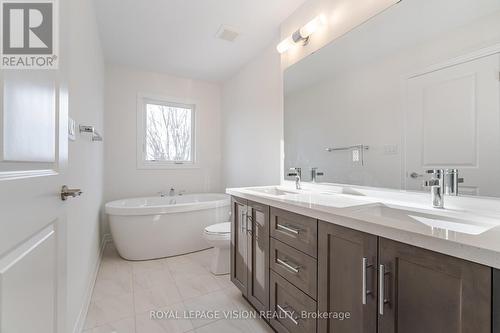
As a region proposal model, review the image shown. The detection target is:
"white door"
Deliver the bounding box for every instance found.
[0,2,72,333]
[405,52,500,197]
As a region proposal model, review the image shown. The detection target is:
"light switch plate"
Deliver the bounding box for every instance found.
[68,118,76,141]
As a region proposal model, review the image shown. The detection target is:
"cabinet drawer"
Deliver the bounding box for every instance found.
[271,238,317,299]
[270,271,317,333]
[270,207,317,257]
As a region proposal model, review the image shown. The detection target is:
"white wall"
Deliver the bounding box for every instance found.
[67,0,105,331]
[104,65,222,217]
[221,39,283,188]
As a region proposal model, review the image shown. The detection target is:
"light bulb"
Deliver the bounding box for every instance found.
[299,15,326,38]
[276,36,295,54]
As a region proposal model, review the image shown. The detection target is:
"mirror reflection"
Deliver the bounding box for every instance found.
[284,0,500,197]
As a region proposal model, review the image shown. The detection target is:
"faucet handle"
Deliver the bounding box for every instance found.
[288,167,301,177]
[423,179,440,187]
[311,167,324,177]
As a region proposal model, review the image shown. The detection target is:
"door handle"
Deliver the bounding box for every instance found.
[61,185,82,201]
[379,264,390,315]
[362,257,373,305]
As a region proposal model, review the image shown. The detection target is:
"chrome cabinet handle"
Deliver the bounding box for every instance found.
[241,208,247,233]
[362,257,373,305]
[277,304,299,326]
[276,258,300,274]
[379,264,390,315]
[277,223,300,235]
[410,172,423,179]
[61,185,82,201]
[247,208,253,234]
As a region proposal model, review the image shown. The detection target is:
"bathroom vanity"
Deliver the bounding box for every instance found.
[227,184,500,333]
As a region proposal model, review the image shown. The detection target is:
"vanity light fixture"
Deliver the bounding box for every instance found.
[277,15,326,54]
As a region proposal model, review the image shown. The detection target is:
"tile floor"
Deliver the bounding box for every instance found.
[83,243,273,333]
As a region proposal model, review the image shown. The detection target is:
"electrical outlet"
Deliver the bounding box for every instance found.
[352,149,360,162]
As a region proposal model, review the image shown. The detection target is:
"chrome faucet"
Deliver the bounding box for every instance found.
[311,167,324,183]
[423,169,445,208]
[169,187,176,196]
[288,167,302,190]
[444,169,464,196]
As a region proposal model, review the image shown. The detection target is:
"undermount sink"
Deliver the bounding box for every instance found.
[357,204,498,235]
[248,187,298,196]
[319,187,365,196]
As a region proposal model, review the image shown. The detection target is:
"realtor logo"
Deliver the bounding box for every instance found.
[1,0,58,69]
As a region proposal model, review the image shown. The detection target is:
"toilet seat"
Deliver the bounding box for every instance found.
[204,222,230,235]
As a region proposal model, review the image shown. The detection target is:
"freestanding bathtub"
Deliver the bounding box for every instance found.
[105,193,230,260]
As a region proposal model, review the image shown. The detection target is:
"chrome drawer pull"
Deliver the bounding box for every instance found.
[277,304,299,325]
[276,258,300,274]
[277,223,301,235]
[362,257,373,305]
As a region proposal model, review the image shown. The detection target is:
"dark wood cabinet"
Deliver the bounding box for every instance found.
[231,196,495,333]
[230,196,248,295]
[378,238,491,333]
[318,221,378,333]
[230,197,270,312]
[494,269,500,333]
[246,200,270,312]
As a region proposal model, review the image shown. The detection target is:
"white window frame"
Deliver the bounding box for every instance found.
[137,93,197,169]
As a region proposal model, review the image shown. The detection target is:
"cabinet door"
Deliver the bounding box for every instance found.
[246,200,270,312]
[378,238,491,333]
[230,197,248,295]
[318,221,377,333]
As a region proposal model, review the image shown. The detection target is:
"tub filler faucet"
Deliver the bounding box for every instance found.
[157,187,176,197]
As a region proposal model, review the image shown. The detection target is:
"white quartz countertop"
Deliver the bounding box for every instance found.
[226,182,500,269]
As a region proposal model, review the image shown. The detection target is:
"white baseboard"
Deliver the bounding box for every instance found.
[72,233,112,333]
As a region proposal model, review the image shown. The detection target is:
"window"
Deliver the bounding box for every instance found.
[138,96,195,168]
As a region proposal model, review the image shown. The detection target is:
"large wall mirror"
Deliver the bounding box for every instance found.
[284,0,500,198]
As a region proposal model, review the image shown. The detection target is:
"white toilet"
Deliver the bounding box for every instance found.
[203,222,231,275]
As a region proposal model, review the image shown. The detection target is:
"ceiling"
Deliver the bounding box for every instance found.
[94,0,306,82]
